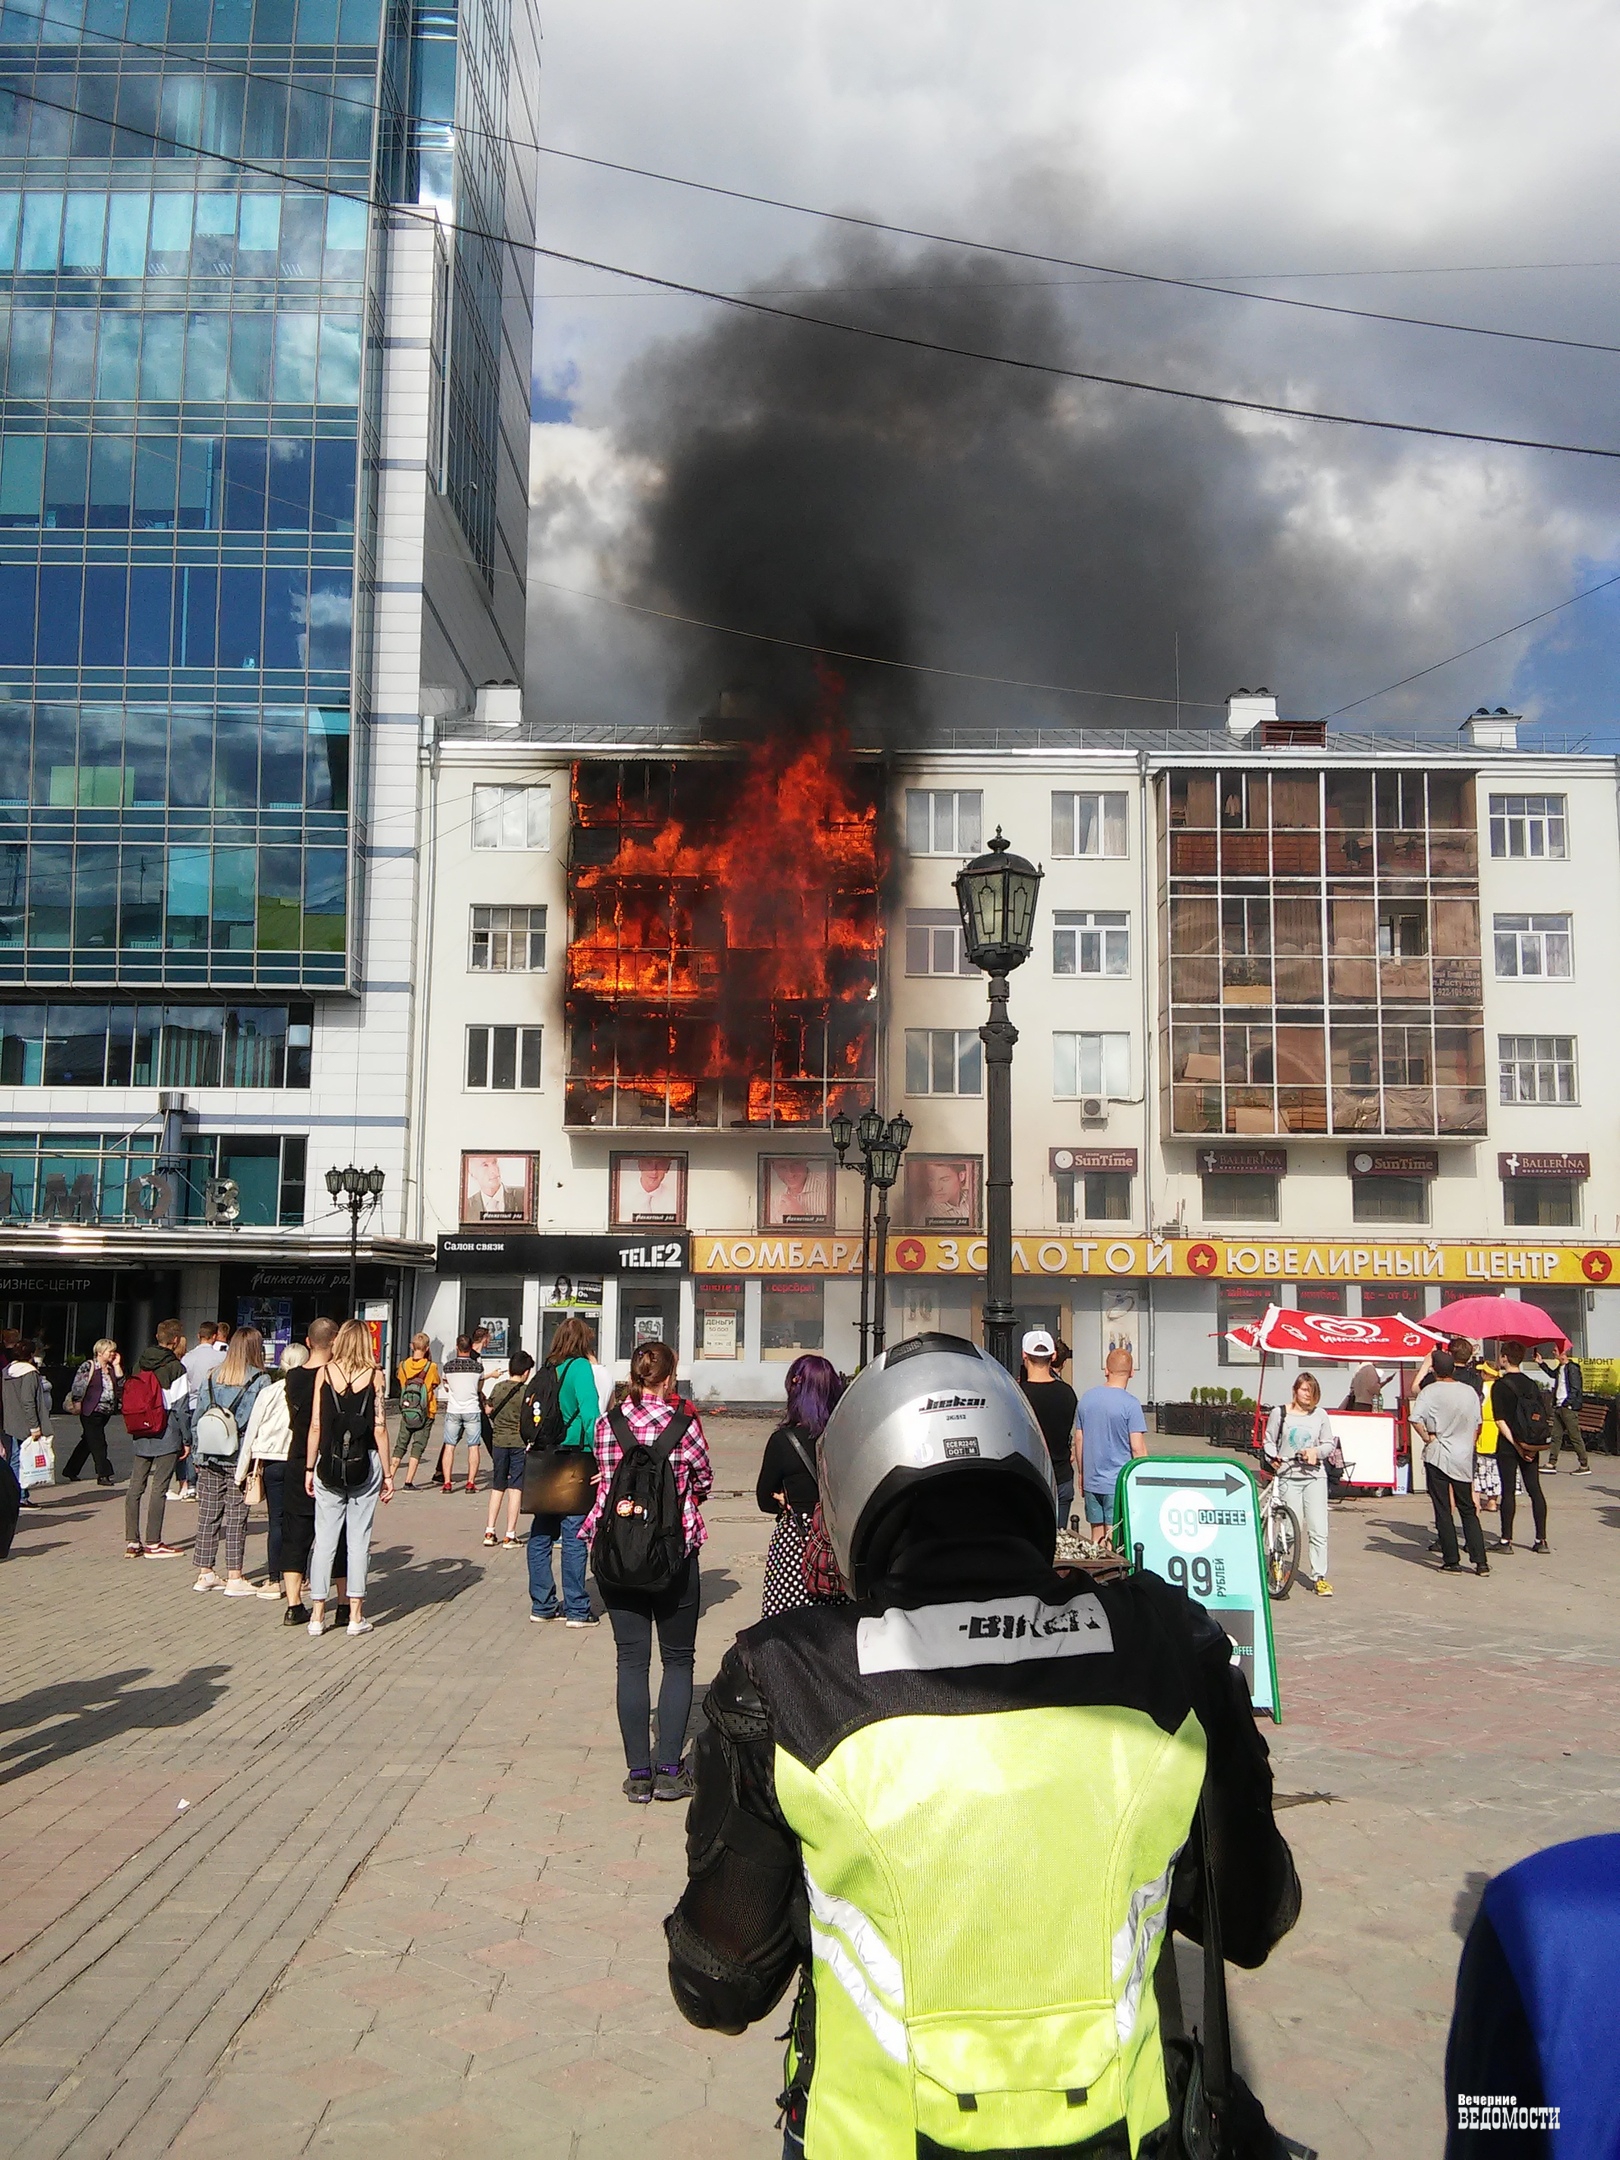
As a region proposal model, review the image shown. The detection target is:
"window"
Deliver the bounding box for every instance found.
[904,789,981,856]
[1498,1035,1576,1105]
[0,1003,313,1088]
[465,1025,543,1091]
[1352,1176,1428,1224]
[1056,1170,1131,1224]
[761,1280,825,1359]
[1376,905,1427,958]
[1053,1032,1131,1099]
[696,1280,746,1360]
[1218,1283,1268,1367]
[1052,791,1128,858]
[1489,794,1566,860]
[470,904,547,971]
[905,908,973,976]
[905,1029,982,1095]
[471,783,551,851]
[1493,914,1572,979]
[1503,1179,1579,1228]
[1053,910,1129,976]
[1201,1171,1279,1223]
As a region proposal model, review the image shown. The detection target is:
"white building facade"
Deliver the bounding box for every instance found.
[408,708,1620,1406]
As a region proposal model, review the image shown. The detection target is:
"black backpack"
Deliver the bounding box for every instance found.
[520,1363,568,1450]
[1513,1377,1554,1450]
[316,1380,376,1493]
[590,1406,691,1595]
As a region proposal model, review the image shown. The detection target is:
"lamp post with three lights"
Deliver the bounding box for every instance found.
[325,1163,386,1316]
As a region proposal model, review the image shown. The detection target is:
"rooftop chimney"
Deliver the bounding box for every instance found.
[1226,688,1277,739]
[1462,706,1519,750]
[475,681,522,734]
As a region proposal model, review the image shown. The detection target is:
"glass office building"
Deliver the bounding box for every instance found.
[0,0,537,1359]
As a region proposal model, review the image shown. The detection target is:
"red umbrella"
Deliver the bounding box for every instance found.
[1424,1297,1570,1348]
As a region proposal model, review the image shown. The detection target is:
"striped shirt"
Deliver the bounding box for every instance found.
[578,1394,713,1556]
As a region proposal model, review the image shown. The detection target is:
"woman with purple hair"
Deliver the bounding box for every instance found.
[755,1354,843,1617]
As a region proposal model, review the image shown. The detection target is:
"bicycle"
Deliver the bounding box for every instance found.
[1257,1456,1302,1600]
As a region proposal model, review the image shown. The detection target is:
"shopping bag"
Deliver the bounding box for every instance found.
[18,1435,55,1490]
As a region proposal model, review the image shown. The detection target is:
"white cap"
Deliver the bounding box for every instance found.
[1022,1328,1056,1359]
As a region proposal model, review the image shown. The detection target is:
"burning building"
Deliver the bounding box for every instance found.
[564,735,883,1130]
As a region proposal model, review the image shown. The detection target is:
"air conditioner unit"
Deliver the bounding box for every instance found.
[204,1177,241,1226]
[1080,1095,1107,1124]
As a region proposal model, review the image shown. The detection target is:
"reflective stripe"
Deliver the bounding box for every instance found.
[805,1872,906,2004]
[1110,1852,1178,2045]
[810,1921,909,2064]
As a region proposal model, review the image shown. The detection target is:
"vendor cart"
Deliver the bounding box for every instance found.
[1231,1305,1446,1496]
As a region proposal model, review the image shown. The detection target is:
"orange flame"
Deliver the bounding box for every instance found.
[565,730,883,1127]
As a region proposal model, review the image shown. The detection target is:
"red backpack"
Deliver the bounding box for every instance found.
[121,1366,168,1439]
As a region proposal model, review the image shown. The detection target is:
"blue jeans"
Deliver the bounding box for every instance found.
[529,1511,590,1619]
[1054,1477,1075,1528]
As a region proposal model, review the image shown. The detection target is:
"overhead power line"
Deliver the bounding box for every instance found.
[11,78,1620,464]
[531,577,1225,709]
[1317,566,1620,720]
[529,141,1620,360]
[12,5,1620,360]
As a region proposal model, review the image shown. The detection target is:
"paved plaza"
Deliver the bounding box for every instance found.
[3,1416,1618,2158]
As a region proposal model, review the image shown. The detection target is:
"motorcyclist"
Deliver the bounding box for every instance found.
[664,1332,1301,2156]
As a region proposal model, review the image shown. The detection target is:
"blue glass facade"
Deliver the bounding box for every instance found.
[0,0,380,992]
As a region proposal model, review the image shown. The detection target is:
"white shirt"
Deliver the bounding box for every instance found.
[182,1342,227,1396]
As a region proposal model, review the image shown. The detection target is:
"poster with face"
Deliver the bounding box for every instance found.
[611,1152,687,1226]
[902,1154,982,1230]
[460,1152,535,1224]
[761,1155,834,1228]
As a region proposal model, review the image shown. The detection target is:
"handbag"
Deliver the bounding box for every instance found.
[243,1463,265,1509]
[521,1445,597,1518]
[1162,1798,1314,2160]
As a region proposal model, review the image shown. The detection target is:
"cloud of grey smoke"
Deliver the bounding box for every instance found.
[529,231,1615,739]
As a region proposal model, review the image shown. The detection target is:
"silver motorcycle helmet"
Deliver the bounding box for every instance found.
[818,1333,1057,1594]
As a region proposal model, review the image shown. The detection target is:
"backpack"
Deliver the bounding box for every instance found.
[519,1363,567,1450]
[316,1379,377,1493]
[590,1406,691,1595]
[121,1365,168,1439]
[195,1373,264,1464]
[1505,1374,1554,1451]
[398,1369,430,1433]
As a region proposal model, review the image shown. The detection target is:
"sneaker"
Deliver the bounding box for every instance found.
[347,1618,374,1636]
[144,1544,184,1558]
[482,1530,497,1547]
[1436,1561,1463,1573]
[623,1771,654,1805]
[502,1533,519,1548]
[125,1541,143,1558]
[1532,1539,1551,1554]
[193,1575,224,1595]
[653,1764,694,1802]
[564,1613,600,1628]
[1573,1465,1593,1475]
[529,1609,561,1623]
[97,1474,116,1487]
[255,1582,283,1600]
[178,1488,196,1502]
[283,1604,311,1626]
[1495,1540,1516,1554]
[1474,1562,1491,1577]
[308,1614,335,1636]
[1314,1578,1334,1596]
[1544,1464,1558,1475]
[222,1579,255,1598]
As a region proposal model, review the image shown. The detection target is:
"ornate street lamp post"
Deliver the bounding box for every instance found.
[326,1163,386,1316]
[868,1112,911,1357]
[830,1107,909,1365]
[953,829,1043,1374]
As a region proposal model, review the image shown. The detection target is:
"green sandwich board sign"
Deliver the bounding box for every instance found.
[1117,1454,1282,1722]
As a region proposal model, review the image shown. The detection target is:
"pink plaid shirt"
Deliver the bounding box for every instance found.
[578,1394,713,1555]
